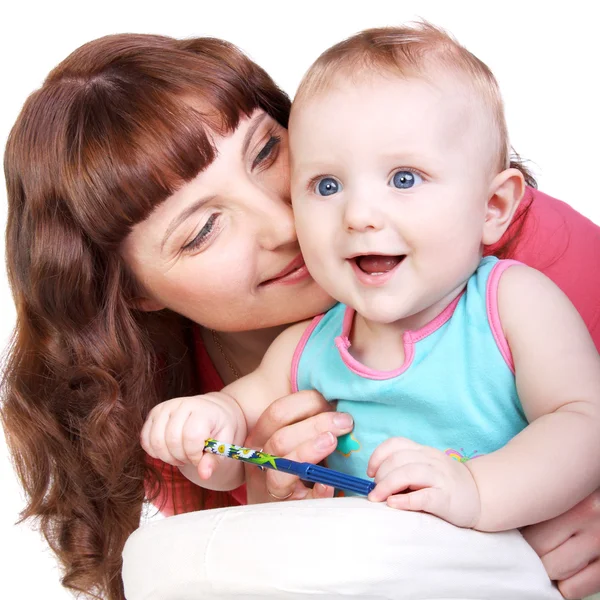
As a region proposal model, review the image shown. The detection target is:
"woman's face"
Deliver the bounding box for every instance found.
[121,111,333,331]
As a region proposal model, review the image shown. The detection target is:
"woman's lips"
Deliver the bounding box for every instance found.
[261,255,311,286]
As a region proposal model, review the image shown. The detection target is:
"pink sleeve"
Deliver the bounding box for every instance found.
[487,188,600,352]
[145,457,245,516]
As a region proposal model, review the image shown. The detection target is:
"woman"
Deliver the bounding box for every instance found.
[2,33,599,600]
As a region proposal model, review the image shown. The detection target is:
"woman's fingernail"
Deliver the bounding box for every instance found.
[333,413,353,428]
[315,483,330,495]
[315,431,336,450]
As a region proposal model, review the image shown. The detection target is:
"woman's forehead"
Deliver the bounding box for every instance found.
[121,110,277,251]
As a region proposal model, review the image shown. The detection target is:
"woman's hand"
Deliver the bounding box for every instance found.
[243,390,354,503]
[521,489,600,599]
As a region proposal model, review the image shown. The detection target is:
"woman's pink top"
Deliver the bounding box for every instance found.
[485,187,600,351]
[149,187,600,515]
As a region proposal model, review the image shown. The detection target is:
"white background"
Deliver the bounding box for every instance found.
[1,1,599,597]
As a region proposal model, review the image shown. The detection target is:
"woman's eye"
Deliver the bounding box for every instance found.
[252,135,281,170]
[390,170,423,189]
[182,213,219,252]
[315,177,341,197]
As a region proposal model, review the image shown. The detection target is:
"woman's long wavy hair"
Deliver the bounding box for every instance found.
[2,34,291,600]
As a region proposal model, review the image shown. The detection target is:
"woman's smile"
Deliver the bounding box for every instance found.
[260,255,311,287]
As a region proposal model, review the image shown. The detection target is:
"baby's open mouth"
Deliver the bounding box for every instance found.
[353,255,406,275]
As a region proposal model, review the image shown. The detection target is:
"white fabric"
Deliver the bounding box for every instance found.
[122,497,561,600]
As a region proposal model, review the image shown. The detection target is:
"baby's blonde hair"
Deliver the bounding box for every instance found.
[294,22,510,173]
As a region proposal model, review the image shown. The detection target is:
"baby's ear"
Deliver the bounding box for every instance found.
[482,168,526,245]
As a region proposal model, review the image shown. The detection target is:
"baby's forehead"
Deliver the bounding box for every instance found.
[291,68,495,150]
[297,66,487,117]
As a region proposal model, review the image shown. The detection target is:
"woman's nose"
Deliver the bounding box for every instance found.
[253,187,297,250]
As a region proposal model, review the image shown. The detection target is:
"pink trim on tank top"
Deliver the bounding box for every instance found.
[335,293,464,380]
[291,314,326,393]
[486,260,522,374]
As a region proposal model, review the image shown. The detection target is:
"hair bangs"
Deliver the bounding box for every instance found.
[57,64,263,248]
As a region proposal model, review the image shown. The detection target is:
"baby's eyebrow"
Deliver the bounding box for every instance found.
[291,156,334,174]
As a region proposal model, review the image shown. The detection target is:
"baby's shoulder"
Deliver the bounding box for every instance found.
[260,312,334,377]
[269,318,320,357]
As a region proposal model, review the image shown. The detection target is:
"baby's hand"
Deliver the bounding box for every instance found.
[367,437,481,528]
[141,394,240,481]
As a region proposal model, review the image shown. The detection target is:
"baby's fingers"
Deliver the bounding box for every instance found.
[371,449,435,482]
[367,437,423,477]
[368,463,438,502]
[387,487,445,517]
[182,410,238,467]
[163,406,197,464]
[141,405,185,466]
[180,414,215,465]
[196,453,222,480]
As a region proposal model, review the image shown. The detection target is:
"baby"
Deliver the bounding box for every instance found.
[142,23,600,531]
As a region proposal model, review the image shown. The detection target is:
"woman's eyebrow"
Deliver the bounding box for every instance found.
[161,195,216,251]
[241,112,268,156]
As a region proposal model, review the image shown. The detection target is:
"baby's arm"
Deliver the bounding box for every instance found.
[143,321,309,491]
[467,265,600,531]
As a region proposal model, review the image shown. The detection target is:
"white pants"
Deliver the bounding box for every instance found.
[122,497,561,600]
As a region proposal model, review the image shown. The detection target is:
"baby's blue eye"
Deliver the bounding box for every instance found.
[391,170,422,189]
[316,177,341,196]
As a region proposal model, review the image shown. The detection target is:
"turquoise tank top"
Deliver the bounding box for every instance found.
[294,257,527,487]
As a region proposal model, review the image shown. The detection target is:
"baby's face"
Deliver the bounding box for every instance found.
[289,71,498,328]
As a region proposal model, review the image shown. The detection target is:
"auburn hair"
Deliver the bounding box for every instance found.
[2,33,290,600]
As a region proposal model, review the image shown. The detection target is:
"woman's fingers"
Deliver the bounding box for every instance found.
[266,411,353,458]
[312,483,335,499]
[539,530,599,581]
[243,390,354,504]
[522,488,600,561]
[264,431,339,500]
[558,559,600,600]
[262,479,335,503]
[291,482,335,501]
[521,503,577,557]
[245,390,334,450]
[522,489,600,598]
